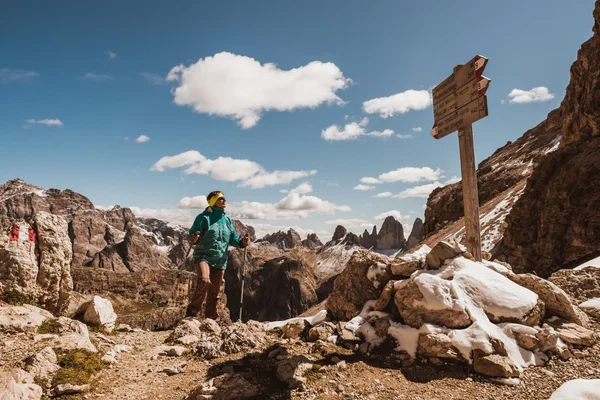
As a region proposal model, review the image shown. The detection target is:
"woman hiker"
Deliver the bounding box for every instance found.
[185,191,251,319]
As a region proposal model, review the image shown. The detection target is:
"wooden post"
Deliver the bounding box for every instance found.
[458,124,482,261]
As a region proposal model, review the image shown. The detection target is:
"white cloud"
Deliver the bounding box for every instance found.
[363,89,432,118]
[412,127,422,132]
[136,134,150,143]
[84,73,113,81]
[24,118,63,128]
[396,134,413,139]
[278,193,350,213]
[230,201,307,220]
[354,184,375,191]
[393,182,442,198]
[444,176,461,185]
[178,195,208,209]
[140,72,166,85]
[360,177,381,185]
[375,192,393,198]
[151,150,206,172]
[321,117,394,141]
[289,182,313,195]
[152,150,315,189]
[106,51,117,59]
[279,189,289,194]
[167,52,351,129]
[240,170,317,189]
[325,218,373,229]
[374,210,409,221]
[508,87,555,104]
[321,180,340,187]
[0,68,39,83]
[378,167,442,183]
[500,100,505,105]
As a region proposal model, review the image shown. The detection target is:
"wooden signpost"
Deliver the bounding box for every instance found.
[430,55,490,261]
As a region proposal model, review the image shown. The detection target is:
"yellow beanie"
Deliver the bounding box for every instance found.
[208,192,225,207]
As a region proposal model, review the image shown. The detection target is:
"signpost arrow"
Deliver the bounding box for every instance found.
[430,56,491,262]
[430,95,488,140]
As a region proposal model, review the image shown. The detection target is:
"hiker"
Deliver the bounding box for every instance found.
[186,191,250,319]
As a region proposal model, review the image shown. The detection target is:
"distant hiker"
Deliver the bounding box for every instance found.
[186,191,250,319]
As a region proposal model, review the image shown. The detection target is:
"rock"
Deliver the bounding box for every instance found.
[116,323,133,332]
[0,305,53,333]
[301,233,323,249]
[406,218,424,250]
[426,241,463,270]
[50,383,90,396]
[514,332,539,350]
[40,316,90,337]
[187,373,258,400]
[166,319,202,343]
[155,345,188,357]
[163,362,187,376]
[327,251,392,321]
[118,306,186,332]
[0,369,42,400]
[276,355,313,389]
[508,273,589,327]
[226,250,318,322]
[282,320,308,339]
[417,332,462,361]
[549,267,600,303]
[580,298,600,317]
[331,226,347,242]
[195,337,224,360]
[390,258,421,277]
[376,216,406,250]
[51,333,97,353]
[307,322,336,342]
[537,325,561,353]
[81,295,117,332]
[546,319,596,347]
[34,212,74,314]
[359,226,377,249]
[337,322,360,343]
[220,321,267,354]
[394,279,471,329]
[199,318,222,336]
[473,352,520,378]
[261,229,302,249]
[373,280,398,311]
[24,347,60,381]
[176,335,200,346]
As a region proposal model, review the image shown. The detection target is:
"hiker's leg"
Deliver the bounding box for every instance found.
[186,261,211,317]
[205,267,224,320]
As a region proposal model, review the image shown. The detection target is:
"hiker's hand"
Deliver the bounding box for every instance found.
[241,233,251,248]
[189,231,200,244]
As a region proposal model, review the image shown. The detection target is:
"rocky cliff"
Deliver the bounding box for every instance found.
[499,0,600,276]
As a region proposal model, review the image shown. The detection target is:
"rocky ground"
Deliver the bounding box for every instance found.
[1,313,598,400]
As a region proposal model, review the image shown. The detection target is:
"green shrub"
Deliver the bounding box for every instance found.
[51,349,105,386]
[1,289,38,306]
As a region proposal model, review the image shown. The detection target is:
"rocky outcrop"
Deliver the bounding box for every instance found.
[327,251,392,321]
[260,229,302,250]
[376,217,406,250]
[331,225,347,242]
[225,248,318,321]
[549,267,600,303]
[301,233,323,249]
[359,226,377,249]
[406,218,423,249]
[231,220,256,242]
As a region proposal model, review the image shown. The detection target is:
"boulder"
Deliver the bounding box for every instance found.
[282,320,308,339]
[0,305,52,333]
[166,319,202,343]
[195,337,223,360]
[508,273,589,327]
[81,295,117,332]
[549,267,600,303]
[546,319,596,347]
[0,369,42,400]
[24,347,60,381]
[426,241,463,270]
[220,321,267,355]
[276,355,313,389]
[307,322,336,342]
[327,251,392,321]
[417,332,463,361]
[473,352,520,378]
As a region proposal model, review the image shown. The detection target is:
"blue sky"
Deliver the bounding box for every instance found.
[0,0,595,239]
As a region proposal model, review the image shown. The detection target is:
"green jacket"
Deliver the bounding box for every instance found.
[187,206,243,269]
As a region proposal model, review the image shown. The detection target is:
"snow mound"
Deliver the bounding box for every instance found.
[549,379,600,400]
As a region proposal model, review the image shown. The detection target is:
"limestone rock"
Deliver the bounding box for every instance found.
[276,355,313,389]
[417,332,462,361]
[50,384,90,397]
[473,351,520,378]
[331,225,347,242]
[166,319,202,343]
[282,320,308,339]
[307,322,336,342]
[40,316,89,337]
[549,267,600,303]
[261,229,302,249]
[0,368,42,400]
[0,305,52,333]
[187,373,258,400]
[359,226,377,249]
[50,333,97,353]
[301,233,323,249]
[546,319,596,347]
[376,216,406,250]
[406,218,424,250]
[426,241,463,270]
[24,347,60,381]
[373,280,397,312]
[176,335,200,346]
[195,337,223,360]
[81,295,117,332]
[199,318,221,336]
[327,251,392,321]
[220,321,267,354]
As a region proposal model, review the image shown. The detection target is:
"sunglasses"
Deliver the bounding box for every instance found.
[217,197,226,202]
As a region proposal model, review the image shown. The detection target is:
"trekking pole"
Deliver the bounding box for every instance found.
[239,246,248,322]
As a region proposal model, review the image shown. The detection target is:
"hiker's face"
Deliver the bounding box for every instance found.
[214,197,226,209]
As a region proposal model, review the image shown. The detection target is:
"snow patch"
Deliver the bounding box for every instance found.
[388,322,420,357]
[367,262,387,288]
[264,310,327,330]
[580,298,600,311]
[549,379,600,400]
[574,255,600,270]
